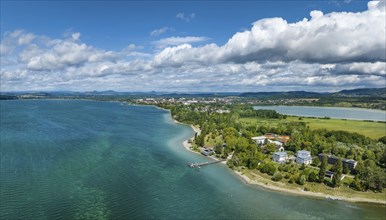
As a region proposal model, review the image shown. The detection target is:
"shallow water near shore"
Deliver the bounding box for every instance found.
[1,100,385,219]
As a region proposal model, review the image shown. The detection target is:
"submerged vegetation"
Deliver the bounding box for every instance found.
[157,103,386,194]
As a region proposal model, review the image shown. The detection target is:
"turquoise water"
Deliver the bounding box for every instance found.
[1,100,385,219]
[254,106,386,121]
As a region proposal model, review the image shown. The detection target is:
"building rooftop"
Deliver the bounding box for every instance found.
[325,171,334,178]
[298,150,310,154]
[318,153,357,164]
[273,152,288,156]
[343,159,357,164]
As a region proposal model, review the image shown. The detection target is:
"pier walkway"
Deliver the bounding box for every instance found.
[187,159,226,168]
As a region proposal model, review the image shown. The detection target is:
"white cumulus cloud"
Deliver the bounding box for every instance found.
[155,1,385,66]
[1,0,385,92]
[153,36,209,49]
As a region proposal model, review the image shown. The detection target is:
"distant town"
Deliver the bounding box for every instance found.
[2,87,385,110]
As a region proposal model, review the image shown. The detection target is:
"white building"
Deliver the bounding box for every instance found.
[296,150,313,164]
[251,136,267,145]
[268,139,283,147]
[215,109,230,114]
[272,152,288,163]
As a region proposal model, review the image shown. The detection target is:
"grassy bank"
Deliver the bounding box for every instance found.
[238,168,386,204]
[239,116,386,139]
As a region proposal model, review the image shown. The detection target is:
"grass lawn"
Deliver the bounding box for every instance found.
[239,117,386,139]
[204,133,223,147]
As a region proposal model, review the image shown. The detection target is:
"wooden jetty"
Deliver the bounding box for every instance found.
[187,160,226,168]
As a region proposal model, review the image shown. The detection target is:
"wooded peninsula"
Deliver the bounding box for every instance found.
[153,102,386,203]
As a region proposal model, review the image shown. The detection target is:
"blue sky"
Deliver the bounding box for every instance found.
[2,1,369,49]
[0,0,385,92]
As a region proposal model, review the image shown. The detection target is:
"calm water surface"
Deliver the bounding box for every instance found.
[254,105,386,121]
[1,100,385,219]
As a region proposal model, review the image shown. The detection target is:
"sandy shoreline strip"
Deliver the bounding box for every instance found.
[160,105,386,205]
[233,171,386,205]
[181,124,202,156]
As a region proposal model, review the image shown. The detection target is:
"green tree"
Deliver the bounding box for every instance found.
[265,143,276,154]
[332,158,343,187]
[359,161,386,192]
[195,133,205,147]
[354,160,364,175]
[308,171,318,182]
[260,162,277,176]
[381,149,386,165]
[288,175,297,184]
[350,176,362,191]
[297,175,306,185]
[343,163,349,174]
[248,158,260,170]
[312,156,320,167]
[318,155,327,183]
[214,144,223,155]
[378,136,386,144]
[271,172,283,181]
[363,150,375,160]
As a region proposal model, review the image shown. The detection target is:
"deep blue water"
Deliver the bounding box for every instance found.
[1,100,385,219]
[254,106,386,121]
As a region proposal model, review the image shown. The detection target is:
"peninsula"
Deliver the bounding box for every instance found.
[131,97,386,205]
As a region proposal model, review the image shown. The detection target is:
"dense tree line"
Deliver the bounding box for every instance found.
[233,106,286,119]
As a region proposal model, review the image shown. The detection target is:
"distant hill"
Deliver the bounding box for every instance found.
[332,87,386,97]
[239,91,325,98]
[240,88,386,99]
[0,95,19,100]
[2,87,384,99]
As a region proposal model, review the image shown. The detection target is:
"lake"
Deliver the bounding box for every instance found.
[254,106,386,121]
[1,100,384,219]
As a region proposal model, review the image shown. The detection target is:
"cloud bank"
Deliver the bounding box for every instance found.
[1,0,385,92]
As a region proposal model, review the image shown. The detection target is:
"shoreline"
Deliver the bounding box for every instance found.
[181,124,202,156]
[233,170,386,205]
[172,120,386,206]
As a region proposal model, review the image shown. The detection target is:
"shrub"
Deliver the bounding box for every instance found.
[259,162,277,176]
[297,175,306,185]
[308,172,318,182]
[271,172,283,182]
[288,176,296,184]
[248,158,259,170]
[226,160,235,169]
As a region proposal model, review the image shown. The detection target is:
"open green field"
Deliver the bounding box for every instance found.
[203,132,223,147]
[239,116,386,139]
